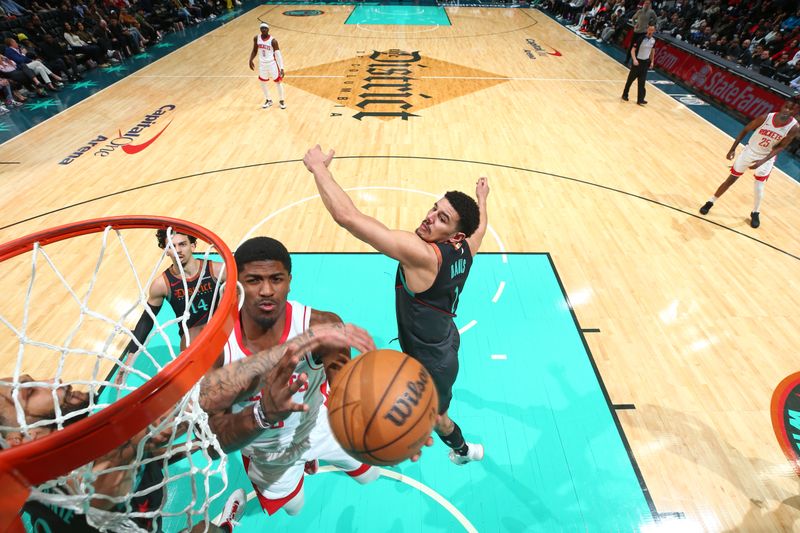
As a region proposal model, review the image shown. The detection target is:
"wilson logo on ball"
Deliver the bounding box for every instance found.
[383,369,430,426]
[328,349,439,466]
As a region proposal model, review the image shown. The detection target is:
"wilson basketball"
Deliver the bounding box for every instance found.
[327,349,439,466]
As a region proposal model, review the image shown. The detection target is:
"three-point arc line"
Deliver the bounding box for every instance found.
[218,466,478,532]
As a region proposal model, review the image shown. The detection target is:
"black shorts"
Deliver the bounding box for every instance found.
[398,322,460,415]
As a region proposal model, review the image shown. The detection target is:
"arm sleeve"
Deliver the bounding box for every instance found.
[274,49,284,70]
[124,303,162,355]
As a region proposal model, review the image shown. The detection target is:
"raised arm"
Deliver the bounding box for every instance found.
[303,145,436,269]
[466,177,489,256]
[123,276,168,355]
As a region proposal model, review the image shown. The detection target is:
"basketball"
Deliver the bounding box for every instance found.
[327,349,439,466]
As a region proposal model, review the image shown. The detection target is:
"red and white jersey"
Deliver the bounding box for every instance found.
[224,301,327,451]
[747,113,798,157]
[256,34,277,66]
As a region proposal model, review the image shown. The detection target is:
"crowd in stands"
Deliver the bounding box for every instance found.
[0,0,241,115]
[536,0,800,91]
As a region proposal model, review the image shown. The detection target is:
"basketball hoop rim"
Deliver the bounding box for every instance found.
[0,216,238,487]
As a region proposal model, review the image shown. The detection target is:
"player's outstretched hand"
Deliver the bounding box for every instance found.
[303,144,335,172]
[299,322,376,356]
[726,148,736,160]
[476,177,489,201]
[259,344,309,424]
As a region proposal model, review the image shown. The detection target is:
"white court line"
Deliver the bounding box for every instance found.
[219,466,478,532]
[421,75,619,82]
[356,23,442,34]
[458,319,477,335]
[491,280,506,303]
[491,354,507,360]
[130,74,346,78]
[488,225,507,263]
[130,73,619,82]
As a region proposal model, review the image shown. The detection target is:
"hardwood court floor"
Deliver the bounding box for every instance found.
[2,5,800,531]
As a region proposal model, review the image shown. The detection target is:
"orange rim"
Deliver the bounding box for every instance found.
[0,216,237,528]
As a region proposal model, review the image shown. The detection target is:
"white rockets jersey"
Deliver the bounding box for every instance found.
[256,34,277,65]
[747,113,798,156]
[223,301,327,452]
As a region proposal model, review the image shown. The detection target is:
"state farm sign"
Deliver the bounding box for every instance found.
[653,40,786,120]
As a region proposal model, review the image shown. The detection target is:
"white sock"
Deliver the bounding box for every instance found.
[276,82,285,101]
[260,81,271,100]
[347,465,379,485]
[708,196,717,203]
[753,180,765,213]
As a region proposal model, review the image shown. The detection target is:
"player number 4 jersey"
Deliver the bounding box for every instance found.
[747,113,798,157]
[223,301,327,451]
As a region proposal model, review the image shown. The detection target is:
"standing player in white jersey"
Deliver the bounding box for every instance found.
[699,96,800,228]
[209,237,379,517]
[249,22,286,110]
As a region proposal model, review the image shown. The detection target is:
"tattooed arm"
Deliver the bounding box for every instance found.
[201,322,376,451]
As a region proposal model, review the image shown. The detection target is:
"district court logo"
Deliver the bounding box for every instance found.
[284,49,508,120]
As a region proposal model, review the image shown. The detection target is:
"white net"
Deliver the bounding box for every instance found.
[0,224,232,532]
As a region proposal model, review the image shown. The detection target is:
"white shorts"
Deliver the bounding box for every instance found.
[242,409,371,515]
[731,146,775,181]
[258,61,282,82]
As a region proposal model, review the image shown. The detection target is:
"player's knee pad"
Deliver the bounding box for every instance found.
[282,487,305,516]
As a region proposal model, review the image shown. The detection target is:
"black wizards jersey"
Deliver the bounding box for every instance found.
[395,241,472,350]
[163,261,220,333]
[23,461,165,532]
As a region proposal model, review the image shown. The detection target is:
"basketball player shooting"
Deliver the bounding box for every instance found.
[207,237,381,518]
[1,322,376,531]
[249,22,286,110]
[303,144,489,466]
[698,96,800,228]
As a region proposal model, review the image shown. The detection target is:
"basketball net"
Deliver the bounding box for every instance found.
[0,222,234,532]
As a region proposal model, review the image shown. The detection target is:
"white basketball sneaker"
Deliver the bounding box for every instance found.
[218,488,246,530]
[262,99,272,109]
[279,100,286,109]
[449,443,484,465]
